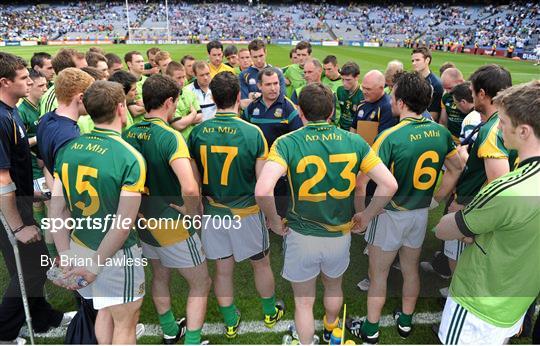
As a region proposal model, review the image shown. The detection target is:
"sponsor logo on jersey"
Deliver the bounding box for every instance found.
[274,108,283,118]
[253,108,260,116]
[249,78,257,85]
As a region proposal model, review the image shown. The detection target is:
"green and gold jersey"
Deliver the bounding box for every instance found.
[267,121,381,237]
[336,85,364,130]
[171,89,201,139]
[54,128,146,251]
[282,64,305,98]
[372,117,457,211]
[322,75,343,94]
[133,75,147,124]
[40,85,57,117]
[441,92,467,142]
[123,117,192,247]
[451,156,540,328]
[18,98,43,179]
[455,113,509,205]
[188,112,268,217]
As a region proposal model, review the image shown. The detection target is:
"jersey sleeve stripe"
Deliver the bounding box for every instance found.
[109,135,147,193]
[446,148,458,159]
[359,149,382,173]
[477,119,508,159]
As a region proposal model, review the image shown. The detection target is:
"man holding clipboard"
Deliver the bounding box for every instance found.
[351,70,397,145]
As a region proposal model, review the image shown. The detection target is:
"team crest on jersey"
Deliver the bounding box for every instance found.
[253,108,260,116]
[369,111,376,119]
[274,108,283,118]
[249,78,257,85]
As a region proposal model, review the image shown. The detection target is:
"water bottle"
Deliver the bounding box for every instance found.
[329,327,342,345]
[46,266,88,288]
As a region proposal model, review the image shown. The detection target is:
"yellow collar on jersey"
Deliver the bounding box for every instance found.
[306,120,330,127]
[215,112,238,117]
[93,127,120,136]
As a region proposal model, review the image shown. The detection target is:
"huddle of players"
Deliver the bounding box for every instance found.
[6,40,539,346]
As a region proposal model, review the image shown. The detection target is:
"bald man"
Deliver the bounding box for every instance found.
[440,67,466,142]
[351,70,397,134]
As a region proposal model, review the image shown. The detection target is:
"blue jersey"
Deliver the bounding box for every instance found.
[352,93,397,133]
[426,72,443,114]
[36,111,80,174]
[243,94,302,146]
[239,65,286,100]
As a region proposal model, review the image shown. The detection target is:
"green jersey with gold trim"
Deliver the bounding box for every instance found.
[455,113,509,205]
[188,112,268,217]
[372,117,457,211]
[267,121,381,237]
[123,117,193,247]
[54,128,146,251]
[336,85,364,130]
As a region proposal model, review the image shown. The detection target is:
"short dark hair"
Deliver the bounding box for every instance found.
[142,74,180,112]
[439,62,456,76]
[210,72,239,109]
[393,71,432,115]
[88,46,105,55]
[289,48,296,58]
[323,55,337,66]
[124,51,142,64]
[0,52,27,81]
[105,53,122,68]
[298,83,333,121]
[108,70,137,95]
[296,41,312,54]
[146,47,161,57]
[207,40,223,54]
[86,52,107,68]
[340,62,360,77]
[30,52,52,69]
[257,67,279,83]
[181,55,195,65]
[493,80,540,139]
[412,47,432,65]
[83,81,125,124]
[165,61,184,77]
[52,48,83,74]
[469,64,512,99]
[248,39,266,52]
[224,45,238,57]
[28,68,45,80]
[451,82,473,103]
[81,66,106,81]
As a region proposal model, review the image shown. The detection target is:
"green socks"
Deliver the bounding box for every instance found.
[159,310,179,337]
[261,295,276,316]
[184,328,202,345]
[398,312,413,326]
[362,319,379,336]
[219,303,239,327]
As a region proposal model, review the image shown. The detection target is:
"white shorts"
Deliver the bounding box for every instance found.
[364,208,429,251]
[202,211,269,262]
[71,241,146,310]
[282,229,351,283]
[439,296,524,345]
[141,233,205,268]
[444,240,468,261]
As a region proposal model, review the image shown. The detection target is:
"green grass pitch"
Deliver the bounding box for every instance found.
[1,44,537,344]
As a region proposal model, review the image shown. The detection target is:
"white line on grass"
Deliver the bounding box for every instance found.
[22,306,540,339]
[23,311,442,338]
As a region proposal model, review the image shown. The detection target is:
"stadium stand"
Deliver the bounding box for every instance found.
[0,2,538,50]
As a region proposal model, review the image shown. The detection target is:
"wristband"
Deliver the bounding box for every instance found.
[12,225,25,234]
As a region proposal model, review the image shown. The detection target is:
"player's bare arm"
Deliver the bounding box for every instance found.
[255,161,288,236]
[434,151,465,203]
